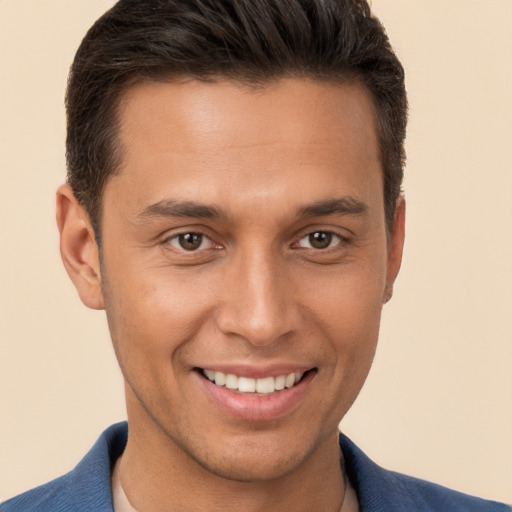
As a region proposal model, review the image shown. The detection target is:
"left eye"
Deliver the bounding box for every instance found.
[297,231,343,250]
[167,232,211,251]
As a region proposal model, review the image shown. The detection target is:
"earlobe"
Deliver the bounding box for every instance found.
[383,196,406,304]
[56,184,105,310]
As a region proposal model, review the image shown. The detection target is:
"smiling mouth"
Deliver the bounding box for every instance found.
[196,368,316,395]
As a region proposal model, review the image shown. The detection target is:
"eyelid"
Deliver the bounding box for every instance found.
[161,229,220,252]
[293,225,351,246]
[296,231,345,249]
[159,225,350,253]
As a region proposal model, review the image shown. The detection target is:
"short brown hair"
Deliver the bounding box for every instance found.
[66,0,407,237]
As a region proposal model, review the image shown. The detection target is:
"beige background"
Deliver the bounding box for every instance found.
[1,0,511,504]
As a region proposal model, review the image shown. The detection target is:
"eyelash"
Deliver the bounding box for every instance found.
[164,231,218,252]
[162,229,349,254]
[294,231,348,251]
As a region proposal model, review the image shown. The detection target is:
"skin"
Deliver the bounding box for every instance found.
[57,78,405,512]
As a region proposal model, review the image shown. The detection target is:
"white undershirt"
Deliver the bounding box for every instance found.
[111,456,360,512]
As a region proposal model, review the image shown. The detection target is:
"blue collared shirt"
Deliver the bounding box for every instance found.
[1,422,510,512]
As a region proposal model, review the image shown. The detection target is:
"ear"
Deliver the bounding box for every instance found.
[56,184,104,310]
[383,196,406,304]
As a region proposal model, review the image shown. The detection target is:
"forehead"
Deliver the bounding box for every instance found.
[118,77,379,155]
[110,78,382,217]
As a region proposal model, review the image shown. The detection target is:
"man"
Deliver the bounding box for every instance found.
[1,1,509,511]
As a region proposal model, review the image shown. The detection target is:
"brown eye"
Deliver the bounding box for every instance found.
[169,233,207,251]
[179,233,203,250]
[308,231,333,249]
[296,231,345,251]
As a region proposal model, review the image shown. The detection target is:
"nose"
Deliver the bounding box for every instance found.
[215,248,301,347]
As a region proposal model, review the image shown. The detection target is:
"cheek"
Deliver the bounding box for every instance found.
[304,256,385,379]
[304,255,386,334]
[316,293,382,419]
[102,263,213,370]
[320,292,382,382]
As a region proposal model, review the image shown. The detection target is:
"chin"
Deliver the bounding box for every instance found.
[174,425,331,483]
[192,446,308,483]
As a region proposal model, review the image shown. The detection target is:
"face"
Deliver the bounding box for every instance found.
[66,78,404,482]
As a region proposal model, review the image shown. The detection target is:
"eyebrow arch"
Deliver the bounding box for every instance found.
[296,197,368,218]
[137,200,227,221]
[137,196,367,223]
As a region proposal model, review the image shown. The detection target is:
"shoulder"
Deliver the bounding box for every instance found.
[1,422,127,512]
[384,470,510,512]
[339,433,511,512]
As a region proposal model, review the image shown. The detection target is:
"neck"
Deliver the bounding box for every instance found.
[119,409,346,512]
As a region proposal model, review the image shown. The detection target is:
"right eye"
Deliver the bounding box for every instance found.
[296,231,345,250]
[166,232,212,251]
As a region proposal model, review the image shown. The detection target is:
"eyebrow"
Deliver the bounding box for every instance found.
[137,200,227,221]
[296,197,368,218]
[137,196,368,222]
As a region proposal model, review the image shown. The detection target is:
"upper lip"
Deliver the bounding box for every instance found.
[193,363,316,379]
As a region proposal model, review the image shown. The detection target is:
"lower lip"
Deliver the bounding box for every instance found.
[196,371,316,422]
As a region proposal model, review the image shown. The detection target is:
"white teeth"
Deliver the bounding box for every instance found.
[256,376,275,394]
[285,373,296,388]
[238,377,256,392]
[204,369,215,381]
[202,369,306,394]
[275,375,286,390]
[225,374,238,390]
[214,371,226,386]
